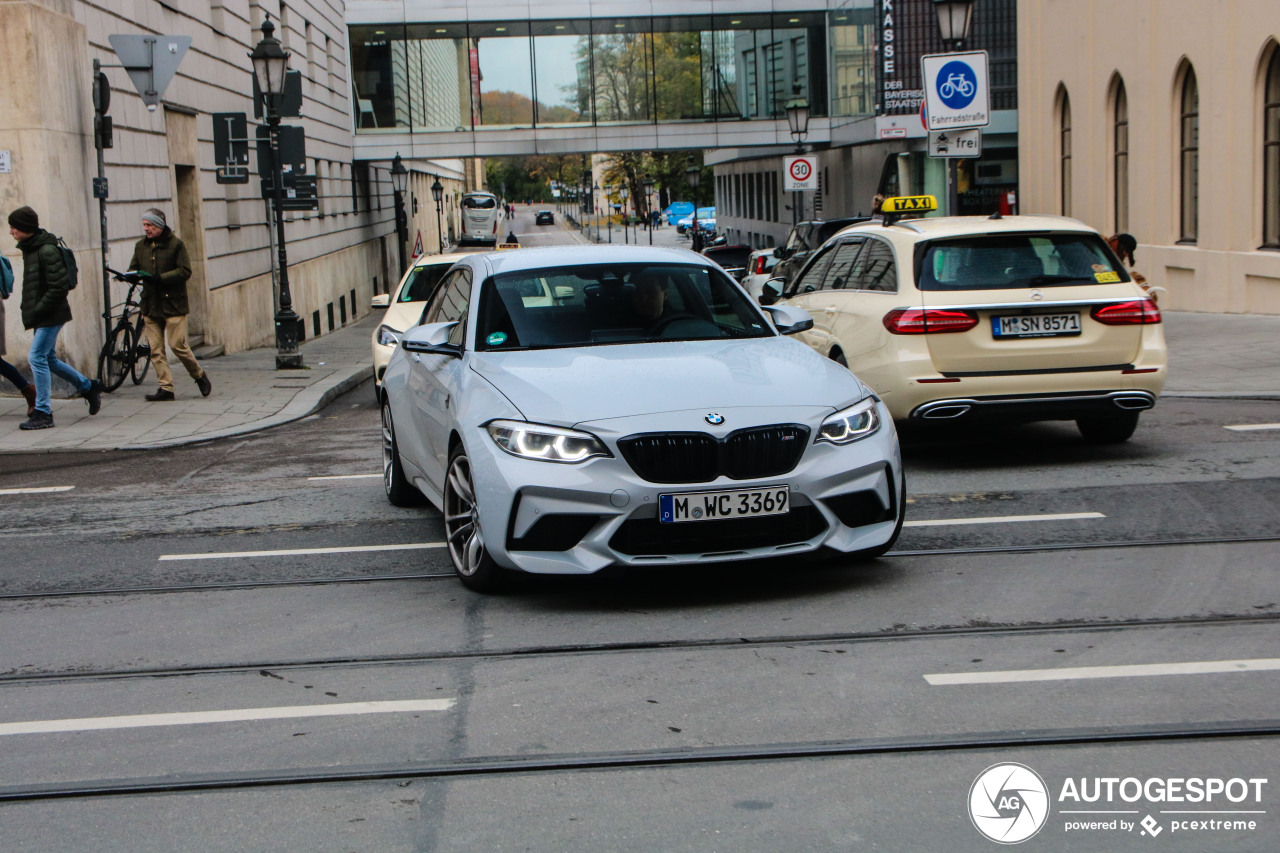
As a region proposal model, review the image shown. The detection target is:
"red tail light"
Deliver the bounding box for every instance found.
[754,256,766,274]
[1091,300,1162,325]
[883,307,979,335]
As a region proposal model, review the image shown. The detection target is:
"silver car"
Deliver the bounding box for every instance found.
[380,246,904,591]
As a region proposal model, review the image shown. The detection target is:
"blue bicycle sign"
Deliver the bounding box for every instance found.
[935,60,977,109]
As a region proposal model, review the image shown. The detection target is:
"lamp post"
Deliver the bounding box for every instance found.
[592,182,601,242]
[685,165,703,252]
[430,176,444,252]
[604,183,613,243]
[643,174,655,245]
[785,83,811,227]
[621,185,630,244]
[391,153,409,277]
[932,0,975,214]
[250,16,302,369]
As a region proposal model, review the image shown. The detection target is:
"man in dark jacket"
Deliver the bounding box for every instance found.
[127,208,210,401]
[8,206,101,430]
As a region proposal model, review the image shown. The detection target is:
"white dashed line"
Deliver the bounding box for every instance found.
[0,486,75,495]
[1224,423,1280,432]
[904,511,1105,528]
[0,699,456,736]
[307,473,382,481]
[159,542,445,561]
[925,658,1280,686]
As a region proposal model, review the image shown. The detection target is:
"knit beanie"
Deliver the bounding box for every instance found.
[8,206,39,233]
[142,208,167,229]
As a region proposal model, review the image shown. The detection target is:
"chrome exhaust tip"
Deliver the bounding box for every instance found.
[1112,393,1155,411]
[920,404,972,420]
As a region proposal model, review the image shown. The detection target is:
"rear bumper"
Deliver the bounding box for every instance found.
[910,389,1155,422]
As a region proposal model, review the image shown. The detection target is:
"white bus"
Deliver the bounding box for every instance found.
[459,191,505,245]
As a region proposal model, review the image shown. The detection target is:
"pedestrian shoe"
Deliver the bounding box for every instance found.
[19,410,54,430]
[195,371,212,397]
[145,388,176,402]
[21,384,36,416]
[84,379,104,416]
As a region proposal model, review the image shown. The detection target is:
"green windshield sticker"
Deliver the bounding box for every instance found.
[487,331,508,346]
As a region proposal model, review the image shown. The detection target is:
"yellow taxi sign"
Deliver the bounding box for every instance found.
[880,195,937,214]
[497,242,521,250]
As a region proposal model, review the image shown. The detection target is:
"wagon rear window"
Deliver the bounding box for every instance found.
[918,233,1129,291]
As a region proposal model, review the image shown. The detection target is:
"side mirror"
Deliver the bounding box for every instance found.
[370,294,391,309]
[758,278,784,306]
[773,246,790,259]
[401,321,461,356]
[761,304,814,335]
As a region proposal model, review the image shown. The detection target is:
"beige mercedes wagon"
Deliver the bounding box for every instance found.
[764,196,1166,443]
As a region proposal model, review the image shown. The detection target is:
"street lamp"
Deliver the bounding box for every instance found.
[430,176,444,252]
[933,0,975,51]
[391,153,409,278]
[785,83,811,226]
[592,182,601,242]
[604,183,613,243]
[643,174,655,245]
[685,165,703,251]
[250,16,302,369]
[621,185,630,244]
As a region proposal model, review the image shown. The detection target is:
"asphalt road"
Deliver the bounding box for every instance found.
[0,212,1277,851]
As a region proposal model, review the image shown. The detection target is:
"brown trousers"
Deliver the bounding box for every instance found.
[143,314,202,392]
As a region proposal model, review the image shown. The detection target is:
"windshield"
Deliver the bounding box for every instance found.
[475,263,772,351]
[396,263,452,303]
[697,207,716,219]
[462,195,497,209]
[917,233,1129,291]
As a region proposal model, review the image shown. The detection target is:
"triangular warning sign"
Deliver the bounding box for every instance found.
[108,35,192,109]
[411,231,424,259]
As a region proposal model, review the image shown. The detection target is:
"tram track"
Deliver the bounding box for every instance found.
[2,611,1276,686]
[1,718,1276,803]
[1,531,1277,603]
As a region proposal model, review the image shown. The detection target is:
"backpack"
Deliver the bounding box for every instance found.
[55,236,79,290]
[0,255,12,299]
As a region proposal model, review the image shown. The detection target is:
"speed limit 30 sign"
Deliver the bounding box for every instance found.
[784,155,816,191]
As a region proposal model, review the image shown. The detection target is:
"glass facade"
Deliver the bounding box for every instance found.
[348,12,873,134]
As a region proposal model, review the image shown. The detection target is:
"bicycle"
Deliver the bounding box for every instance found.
[98,267,152,392]
[939,73,975,99]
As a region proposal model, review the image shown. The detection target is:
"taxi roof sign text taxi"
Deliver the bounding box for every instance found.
[880,195,937,214]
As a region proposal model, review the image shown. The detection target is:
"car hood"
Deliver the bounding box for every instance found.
[467,338,864,425]
[379,303,425,335]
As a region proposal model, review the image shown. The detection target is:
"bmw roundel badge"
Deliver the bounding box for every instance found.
[705,413,725,425]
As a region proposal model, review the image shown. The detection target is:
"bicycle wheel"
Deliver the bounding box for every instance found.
[98,325,134,393]
[131,323,151,386]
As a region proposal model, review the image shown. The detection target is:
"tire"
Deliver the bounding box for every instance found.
[443,444,509,593]
[130,332,151,385]
[98,326,133,393]
[851,466,906,561]
[832,352,849,369]
[381,403,422,507]
[1076,411,1140,444]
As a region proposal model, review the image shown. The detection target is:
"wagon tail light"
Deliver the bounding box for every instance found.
[1090,299,1162,325]
[754,256,767,274]
[882,307,979,335]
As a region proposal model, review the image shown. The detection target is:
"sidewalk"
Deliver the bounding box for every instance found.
[0,314,376,454]
[1,270,1278,454]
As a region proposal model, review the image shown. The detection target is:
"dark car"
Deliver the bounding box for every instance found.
[700,244,753,281]
[535,210,555,225]
[772,217,871,286]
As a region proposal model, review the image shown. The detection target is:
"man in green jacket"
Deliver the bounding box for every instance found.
[127,208,210,401]
[8,206,102,430]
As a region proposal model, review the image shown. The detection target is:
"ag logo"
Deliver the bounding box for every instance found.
[968,763,1050,844]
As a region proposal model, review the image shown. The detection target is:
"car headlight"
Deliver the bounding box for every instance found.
[377,325,402,347]
[486,420,611,463]
[816,398,881,445]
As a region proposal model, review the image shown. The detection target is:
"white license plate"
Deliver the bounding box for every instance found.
[659,486,790,524]
[992,312,1082,338]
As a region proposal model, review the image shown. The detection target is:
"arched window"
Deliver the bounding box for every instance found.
[1264,47,1280,248]
[1113,78,1129,233]
[1058,88,1072,217]
[1179,65,1199,243]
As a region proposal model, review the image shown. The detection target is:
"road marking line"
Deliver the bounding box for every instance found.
[904,511,1104,528]
[925,658,1280,686]
[307,474,382,481]
[0,699,456,736]
[1224,423,1280,432]
[159,542,445,561]
[0,486,75,495]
